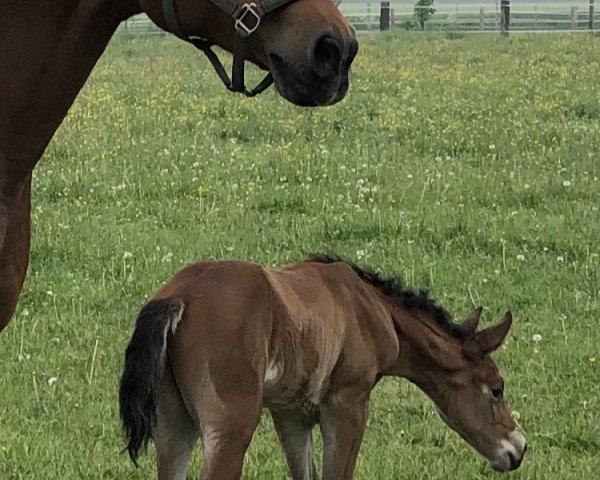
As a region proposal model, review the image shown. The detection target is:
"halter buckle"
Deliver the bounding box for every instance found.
[235,3,261,37]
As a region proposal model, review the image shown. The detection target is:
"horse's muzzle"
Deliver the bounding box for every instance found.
[269,32,358,107]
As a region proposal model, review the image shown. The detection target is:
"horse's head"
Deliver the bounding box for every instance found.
[392,307,527,472]
[139,0,358,106]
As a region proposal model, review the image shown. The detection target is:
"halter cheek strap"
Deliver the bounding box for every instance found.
[161,0,296,97]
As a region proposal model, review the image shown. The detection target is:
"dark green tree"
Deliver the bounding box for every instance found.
[414,0,436,30]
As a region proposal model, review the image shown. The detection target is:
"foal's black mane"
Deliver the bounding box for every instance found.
[307,253,470,340]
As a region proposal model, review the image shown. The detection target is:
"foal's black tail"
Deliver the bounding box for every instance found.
[118,297,184,466]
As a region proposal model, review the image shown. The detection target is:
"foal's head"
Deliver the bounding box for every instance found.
[392,307,526,472]
[139,0,358,106]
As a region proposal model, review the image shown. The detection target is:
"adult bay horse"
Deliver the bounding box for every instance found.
[0,1,358,332]
[119,254,527,479]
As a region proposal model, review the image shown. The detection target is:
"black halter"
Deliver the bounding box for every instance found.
[161,0,296,97]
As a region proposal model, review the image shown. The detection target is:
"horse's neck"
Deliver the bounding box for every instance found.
[0,0,141,175]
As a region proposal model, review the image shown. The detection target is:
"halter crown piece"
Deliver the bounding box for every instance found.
[161,0,296,97]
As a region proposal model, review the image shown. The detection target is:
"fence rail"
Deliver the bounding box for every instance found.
[117,2,599,35]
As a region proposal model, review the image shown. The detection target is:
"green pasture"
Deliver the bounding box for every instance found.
[0,31,599,478]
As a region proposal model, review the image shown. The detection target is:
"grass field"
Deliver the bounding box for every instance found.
[1,31,599,479]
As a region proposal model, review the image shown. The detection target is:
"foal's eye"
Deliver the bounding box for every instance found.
[490,387,504,401]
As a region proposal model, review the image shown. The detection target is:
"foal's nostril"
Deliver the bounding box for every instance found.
[507,450,523,470]
[507,452,517,470]
[313,34,343,78]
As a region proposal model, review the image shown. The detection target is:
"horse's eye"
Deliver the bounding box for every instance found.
[491,387,504,400]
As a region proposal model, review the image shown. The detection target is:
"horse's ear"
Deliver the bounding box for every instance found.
[461,307,482,336]
[462,311,512,361]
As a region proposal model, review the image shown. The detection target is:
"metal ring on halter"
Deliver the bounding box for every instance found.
[235,3,261,37]
[161,0,296,97]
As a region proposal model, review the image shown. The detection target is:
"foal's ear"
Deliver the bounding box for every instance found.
[461,307,482,335]
[462,311,512,360]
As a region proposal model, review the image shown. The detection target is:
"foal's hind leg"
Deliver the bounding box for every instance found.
[171,357,264,479]
[198,393,262,480]
[271,412,320,480]
[155,363,199,480]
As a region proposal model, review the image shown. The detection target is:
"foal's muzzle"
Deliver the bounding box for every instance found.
[490,431,527,472]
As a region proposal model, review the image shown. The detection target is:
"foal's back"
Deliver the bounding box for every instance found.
[158,260,395,418]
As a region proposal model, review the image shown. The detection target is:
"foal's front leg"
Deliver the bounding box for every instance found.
[319,393,369,480]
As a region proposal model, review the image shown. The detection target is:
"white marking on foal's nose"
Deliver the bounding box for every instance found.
[508,429,527,455]
[493,428,527,470]
[499,438,518,459]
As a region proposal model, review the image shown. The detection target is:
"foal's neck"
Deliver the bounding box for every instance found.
[381,305,460,395]
[0,0,141,172]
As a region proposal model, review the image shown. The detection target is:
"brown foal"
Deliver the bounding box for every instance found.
[119,254,527,479]
[0,0,357,332]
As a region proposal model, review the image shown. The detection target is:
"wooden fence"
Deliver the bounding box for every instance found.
[117,1,599,35]
[345,1,598,32]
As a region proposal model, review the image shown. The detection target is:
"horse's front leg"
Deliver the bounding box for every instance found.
[319,390,369,480]
[0,172,31,332]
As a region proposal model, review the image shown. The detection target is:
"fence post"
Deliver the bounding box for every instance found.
[390,8,396,27]
[589,0,595,29]
[571,6,579,29]
[500,0,510,36]
[367,3,372,31]
[380,1,391,30]
[480,7,485,30]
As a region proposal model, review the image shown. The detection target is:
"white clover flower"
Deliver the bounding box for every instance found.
[47,377,58,386]
[532,334,542,343]
[356,250,365,259]
[511,410,521,420]
[517,254,526,262]
[123,251,133,259]
[556,256,564,262]
[562,180,571,187]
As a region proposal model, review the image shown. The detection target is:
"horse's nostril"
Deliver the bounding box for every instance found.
[313,34,343,78]
[346,38,359,67]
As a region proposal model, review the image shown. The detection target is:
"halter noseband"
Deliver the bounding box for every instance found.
[161,0,296,97]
